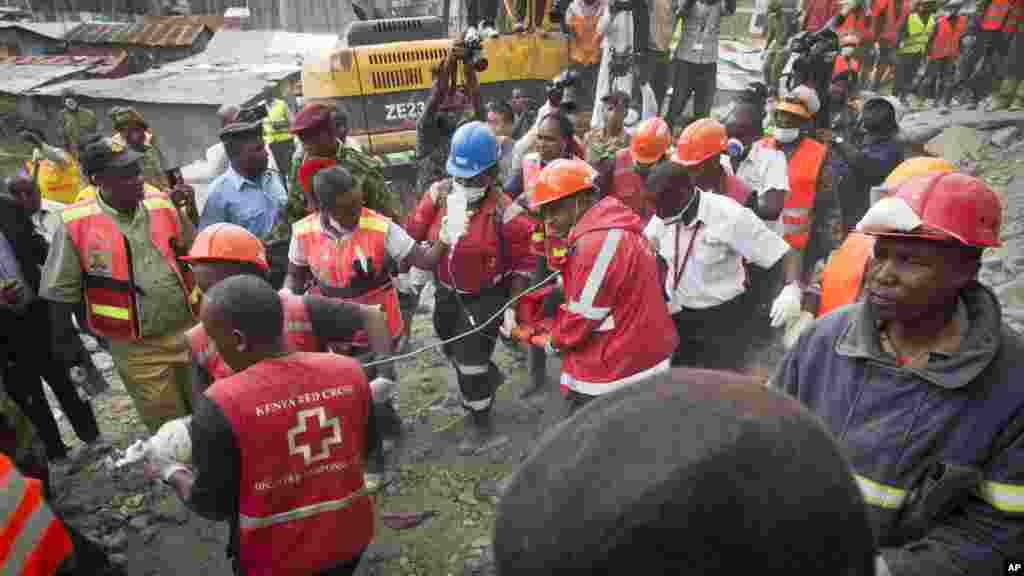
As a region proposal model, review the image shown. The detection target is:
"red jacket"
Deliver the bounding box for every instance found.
[406,180,536,293]
[552,197,676,395]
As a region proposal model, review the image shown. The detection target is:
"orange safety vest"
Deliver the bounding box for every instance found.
[0,455,73,576]
[570,11,603,65]
[832,54,862,80]
[292,208,403,345]
[818,233,875,317]
[759,136,828,251]
[929,14,968,59]
[879,0,911,45]
[62,187,196,341]
[205,353,374,575]
[982,0,1021,32]
[187,293,321,381]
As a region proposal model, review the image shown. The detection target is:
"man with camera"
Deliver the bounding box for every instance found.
[591,0,636,131]
[665,0,737,132]
[415,32,486,197]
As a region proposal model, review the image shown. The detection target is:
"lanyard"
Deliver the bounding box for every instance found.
[672,220,702,293]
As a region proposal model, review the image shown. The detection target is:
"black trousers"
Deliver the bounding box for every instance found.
[670,292,755,372]
[633,49,670,110]
[1,300,99,460]
[433,282,506,414]
[893,53,923,99]
[955,30,1010,101]
[666,60,717,129]
[527,256,564,391]
[467,0,500,26]
[264,239,290,290]
[267,140,295,186]
[571,62,600,112]
[916,58,956,102]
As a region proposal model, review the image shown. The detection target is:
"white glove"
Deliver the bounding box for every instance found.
[440,211,475,245]
[369,377,397,404]
[770,282,803,328]
[783,311,815,349]
[145,446,190,482]
[149,416,193,464]
[499,308,517,339]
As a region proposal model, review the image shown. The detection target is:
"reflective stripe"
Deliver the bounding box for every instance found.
[463,396,493,410]
[354,245,368,274]
[238,488,370,530]
[0,489,56,575]
[0,468,25,522]
[566,229,620,320]
[594,314,615,332]
[358,216,389,233]
[190,286,202,306]
[531,231,544,242]
[61,202,102,223]
[293,218,320,236]
[854,474,907,509]
[551,247,568,258]
[455,363,489,376]
[286,321,313,333]
[978,481,1024,513]
[91,304,131,320]
[562,358,670,396]
[142,197,175,211]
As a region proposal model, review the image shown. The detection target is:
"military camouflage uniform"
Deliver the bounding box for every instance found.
[583,128,630,165]
[415,111,455,200]
[271,141,397,243]
[61,108,98,156]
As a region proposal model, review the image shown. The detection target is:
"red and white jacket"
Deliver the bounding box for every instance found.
[552,197,677,396]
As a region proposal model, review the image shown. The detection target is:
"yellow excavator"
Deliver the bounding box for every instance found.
[301,0,569,189]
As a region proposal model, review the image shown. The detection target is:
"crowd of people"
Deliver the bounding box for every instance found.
[2,2,1024,574]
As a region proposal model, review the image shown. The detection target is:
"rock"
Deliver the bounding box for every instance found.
[108,553,127,565]
[991,126,1020,148]
[469,536,490,550]
[364,543,402,563]
[140,526,159,543]
[129,515,150,530]
[457,490,478,505]
[103,529,128,550]
[924,126,985,165]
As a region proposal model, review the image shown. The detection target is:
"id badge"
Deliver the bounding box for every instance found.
[693,42,704,52]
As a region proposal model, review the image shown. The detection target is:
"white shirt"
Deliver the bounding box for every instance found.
[737,143,790,198]
[644,191,790,312]
[288,215,416,268]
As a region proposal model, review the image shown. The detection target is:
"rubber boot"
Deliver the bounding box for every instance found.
[457,410,495,456]
[1012,78,1024,110]
[990,78,1018,111]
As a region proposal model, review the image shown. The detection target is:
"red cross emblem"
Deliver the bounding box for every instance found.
[287,407,343,466]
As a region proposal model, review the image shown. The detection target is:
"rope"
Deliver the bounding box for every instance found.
[361,270,560,368]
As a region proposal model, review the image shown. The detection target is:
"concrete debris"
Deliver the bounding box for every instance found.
[991,126,1021,148]
[924,126,985,166]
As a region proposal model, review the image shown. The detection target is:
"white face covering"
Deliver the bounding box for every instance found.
[841,47,856,57]
[452,180,487,203]
[295,96,304,108]
[774,127,801,144]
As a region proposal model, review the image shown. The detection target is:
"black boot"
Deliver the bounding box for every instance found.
[457,410,495,456]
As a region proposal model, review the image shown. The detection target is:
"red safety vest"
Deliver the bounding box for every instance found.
[929,14,968,59]
[62,187,196,341]
[838,9,866,38]
[205,353,374,575]
[878,0,911,45]
[187,293,321,381]
[610,148,650,218]
[0,455,73,576]
[981,0,1021,32]
[758,136,827,251]
[292,208,403,345]
[832,53,862,79]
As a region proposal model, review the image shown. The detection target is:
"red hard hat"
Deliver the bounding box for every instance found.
[290,103,333,134]
[858,172,1002,248]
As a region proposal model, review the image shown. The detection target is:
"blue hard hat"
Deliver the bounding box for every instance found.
[446,121,499,178]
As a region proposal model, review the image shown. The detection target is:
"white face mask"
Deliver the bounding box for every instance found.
[452,180,487,203]
[775,127,801,144]
[841,47,856,57]
[295,96,304,108]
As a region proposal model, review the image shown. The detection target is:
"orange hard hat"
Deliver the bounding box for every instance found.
[858,172,1002,248]
[673,118,728,166]
[884,156,956,188]
[530,158,597,210]
[630,117,672,164]
[182,223,269,271]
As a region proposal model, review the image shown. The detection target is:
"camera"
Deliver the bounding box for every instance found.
[546,70,577,103]
[784,28,838,128]
[462,27,488,72]
[610,0,633,12]
[549,0,567,23]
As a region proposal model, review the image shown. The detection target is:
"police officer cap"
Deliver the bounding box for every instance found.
[79,135,145,176]
[219,104,266,141]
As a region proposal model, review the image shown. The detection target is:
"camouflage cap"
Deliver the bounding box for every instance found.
[109,106,148,130]
[80,136,145,176]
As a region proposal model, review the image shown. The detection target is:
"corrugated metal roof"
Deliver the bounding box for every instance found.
[62,20,209,47]
[0,63,93,94]
[0,22,75,40]
[197,30,339,66]
[0,54,113,66]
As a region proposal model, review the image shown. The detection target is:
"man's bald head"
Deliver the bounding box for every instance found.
[201,275,283,371]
